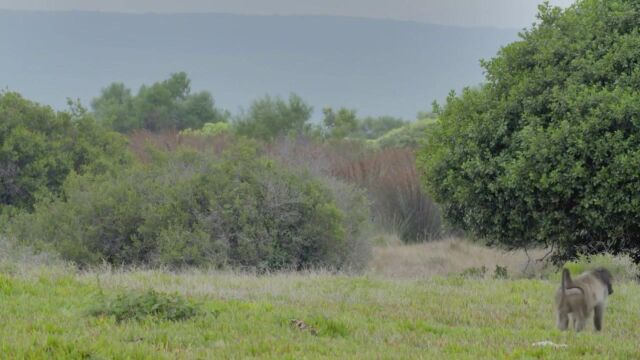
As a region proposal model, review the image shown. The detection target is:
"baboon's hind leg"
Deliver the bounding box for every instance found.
[594,304,604,331]
[556,311,569,331]
[574,314,587,332]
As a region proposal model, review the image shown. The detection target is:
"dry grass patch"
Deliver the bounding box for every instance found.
[368,237,549,278]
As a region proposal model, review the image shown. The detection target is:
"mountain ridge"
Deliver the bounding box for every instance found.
[0,10,518,119]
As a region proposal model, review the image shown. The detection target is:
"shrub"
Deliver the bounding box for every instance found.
[90,290,202,322]
[9,140,369,270]
[0,92,130,213]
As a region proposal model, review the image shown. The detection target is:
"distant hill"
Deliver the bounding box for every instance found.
[0,10,518,119]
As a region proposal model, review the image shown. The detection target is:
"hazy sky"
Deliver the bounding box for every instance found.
[0,0,575,28]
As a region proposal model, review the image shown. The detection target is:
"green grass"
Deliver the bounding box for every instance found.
[0,268,638,359]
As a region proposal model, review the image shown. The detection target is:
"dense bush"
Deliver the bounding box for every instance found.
[91,72,228,133]
[418,0,640,263]
[0,92,130,213]
[9,141,370,270]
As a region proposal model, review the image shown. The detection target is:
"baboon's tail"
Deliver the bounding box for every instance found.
[561,268,573,298]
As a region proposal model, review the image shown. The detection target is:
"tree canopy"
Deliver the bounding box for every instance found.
[322,107,408,140]
[91,72,228,132]
[234,94,313,141]
[418,0,640,263]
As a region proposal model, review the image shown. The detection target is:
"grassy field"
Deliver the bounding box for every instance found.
[0,240,638,359]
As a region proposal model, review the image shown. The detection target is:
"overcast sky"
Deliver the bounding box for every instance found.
[0,0,575,28]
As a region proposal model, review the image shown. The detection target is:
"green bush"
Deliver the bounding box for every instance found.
[90,290,202,322]
[180,122,232,137]
[0,92,130,213]
[9,140,368,270]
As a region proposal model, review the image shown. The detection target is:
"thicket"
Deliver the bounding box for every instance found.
[9,139,370,270]
[0,92,130,214]
[418,0,640,263]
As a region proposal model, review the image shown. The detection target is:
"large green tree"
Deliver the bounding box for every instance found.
[418,0,640,263]
[0,92,130,212]
[91,72,228,132]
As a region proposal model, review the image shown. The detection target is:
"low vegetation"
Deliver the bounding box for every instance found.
[90,289,204,322]
[0,243,638,358]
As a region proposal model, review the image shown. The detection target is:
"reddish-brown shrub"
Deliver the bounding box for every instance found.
[268,137,443,243]
[330,148,442,242]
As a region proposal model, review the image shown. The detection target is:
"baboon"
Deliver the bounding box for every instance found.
[555,267,613,332]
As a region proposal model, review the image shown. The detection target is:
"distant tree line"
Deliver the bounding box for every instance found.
[91,72,419,144]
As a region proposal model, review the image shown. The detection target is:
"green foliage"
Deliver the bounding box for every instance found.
[9,141,367,270]
[91,72,228,132]
[180,122,232,137]
[323,107,408,140]
[90,290,202,322]
[90,83,138,132]
[0,92,130,212]
[322,107,359,139]
[372,118,436,149]
[234,94,313,141]
[418,0,640,263]
[356,116,408,139]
